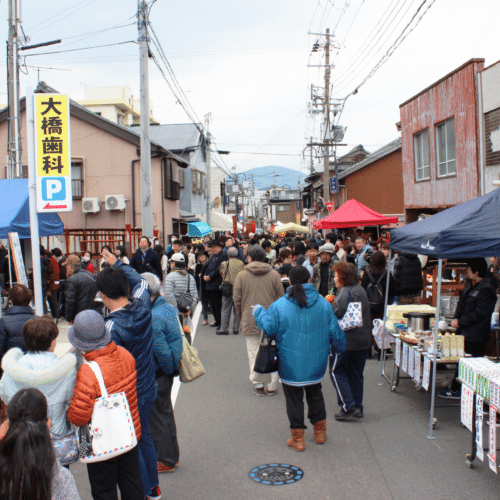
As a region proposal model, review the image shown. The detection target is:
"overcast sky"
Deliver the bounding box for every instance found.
[1,0,499,183]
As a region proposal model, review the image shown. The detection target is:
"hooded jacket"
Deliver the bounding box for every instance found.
[64,267,101,322]
[0,348,76,436]
[161,268,198,312]
[0,305,35,359]
[151,296,183,376]
[454,275,497,343]
[254,284,345,386]
[393,252,423,296]
[105,261,156,402]
[67,341,141,441]
[233,261,284,336]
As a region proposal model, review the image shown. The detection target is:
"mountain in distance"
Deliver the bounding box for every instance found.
[231,166,308,191]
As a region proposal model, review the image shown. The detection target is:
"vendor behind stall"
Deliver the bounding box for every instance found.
[439,258,497,399]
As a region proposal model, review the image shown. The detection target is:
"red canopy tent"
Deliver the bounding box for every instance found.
[313,199,398,230]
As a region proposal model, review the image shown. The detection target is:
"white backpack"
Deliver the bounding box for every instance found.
[79,361,137,463]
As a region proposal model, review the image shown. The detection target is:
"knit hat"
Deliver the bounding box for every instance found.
[64,254,81,267]
[68,310,111,352]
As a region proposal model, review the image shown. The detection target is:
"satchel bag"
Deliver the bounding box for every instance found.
[51,425,79,466]
[253,329,279,374]
[338,288,363,331]
[78,361,137,464]
[219,261,233,296]
[178,318,205,383]
[177,274,194,313]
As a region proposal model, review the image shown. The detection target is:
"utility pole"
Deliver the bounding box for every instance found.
[322,28,331,203]
[138,0,153,237]
[310,136,314,174]
[204,114,212,230]
[7,0,21,179]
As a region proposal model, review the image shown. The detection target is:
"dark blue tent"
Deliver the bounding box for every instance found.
[390,188,500,258]
[0,179,64,239]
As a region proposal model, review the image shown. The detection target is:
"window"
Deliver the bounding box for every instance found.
[436,118,456,177]
[192,170,198,192]
[197,171,203,192]
[164,159,172,198]
[178,169,185,188]
[413,129,430,181]
[278,204,289,212]
[71,160,83,199]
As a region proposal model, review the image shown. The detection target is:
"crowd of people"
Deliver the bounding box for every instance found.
[0,227,499,498]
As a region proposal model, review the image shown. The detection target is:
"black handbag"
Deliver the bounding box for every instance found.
[219,261,233,296]
[253,330,279,373]
[177,274,194,313]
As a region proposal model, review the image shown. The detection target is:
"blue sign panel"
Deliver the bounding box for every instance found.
[224,195,230,206]
[296,201,300,210]
[329,176,338,194]
[41,177,66,201]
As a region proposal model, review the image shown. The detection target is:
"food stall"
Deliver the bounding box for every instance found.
[381,188,500,439]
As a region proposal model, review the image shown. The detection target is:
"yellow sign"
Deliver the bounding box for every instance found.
[34,94,72,212]
[296,213,300,225]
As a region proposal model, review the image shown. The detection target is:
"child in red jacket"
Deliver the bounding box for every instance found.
[67,310,143,500]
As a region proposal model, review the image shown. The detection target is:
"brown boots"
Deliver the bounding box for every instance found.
[313,420,327,444]
[287,429,306,452]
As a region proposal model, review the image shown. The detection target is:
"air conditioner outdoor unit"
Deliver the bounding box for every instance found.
[82,197,100,213]
[105,194,126,210]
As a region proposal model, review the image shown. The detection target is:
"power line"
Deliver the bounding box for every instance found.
[23,41,137,57]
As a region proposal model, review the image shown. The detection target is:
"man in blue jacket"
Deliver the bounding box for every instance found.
[202,240,228,328]
[97,250,160,500]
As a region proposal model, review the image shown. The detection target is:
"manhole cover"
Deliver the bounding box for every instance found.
[249,463,304,485]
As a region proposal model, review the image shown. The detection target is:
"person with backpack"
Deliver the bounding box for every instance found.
[361,251,397,356]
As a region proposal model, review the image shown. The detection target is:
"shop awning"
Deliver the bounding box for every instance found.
[0,179,64,239]
[314,199,398,230]
[188,221,212,237]
[210,211,242,231]
[272,222,311,234]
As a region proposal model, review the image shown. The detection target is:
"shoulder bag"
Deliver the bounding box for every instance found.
[219,261,233,296]
[178,317,205,383]
[78,361,137,463]
[338,288,363,331]
[51,425,79,466]
[253,329,279,374]
[176,273,195,313]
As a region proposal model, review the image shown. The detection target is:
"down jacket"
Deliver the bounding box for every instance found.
[151,296,183,376]
[454,276,497,343]
[0,348,77,436]
[393,252,423,297]
[233,261,284,336]
[0,305,35,360]
[64,267,101,322]
[67,341,141,441]
[254,284,345,386]
[161,269,198,312]
[105,260,156,402]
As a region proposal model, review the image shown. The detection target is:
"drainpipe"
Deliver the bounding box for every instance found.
[131,159,140,229]
[476,71,486,196]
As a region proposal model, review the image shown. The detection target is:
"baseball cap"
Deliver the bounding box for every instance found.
[170,253,185,262]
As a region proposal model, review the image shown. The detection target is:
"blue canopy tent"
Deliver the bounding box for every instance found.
[0,179,64,238]
[188,221,212,238]
[380,188,500,438]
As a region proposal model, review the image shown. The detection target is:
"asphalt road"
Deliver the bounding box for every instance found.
[68,312,500,500]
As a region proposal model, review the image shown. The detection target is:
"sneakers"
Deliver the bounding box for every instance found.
[266,389,277,396]
[215,330,229,335]
[253,385,265,396]
[233,330,239,335]
[335,406,362,420]
[438,389,461,399]
[157,461,175,473]
[149,485,162,500]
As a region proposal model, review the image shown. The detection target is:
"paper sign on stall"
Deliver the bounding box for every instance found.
[413,351,421,384]
[408,347,415,377]
[395,337,401,367]
[488,405,497,473]
[402,343,409,373]
[476,395,484,462]
[422,356,431,391]
[461,384,474,432]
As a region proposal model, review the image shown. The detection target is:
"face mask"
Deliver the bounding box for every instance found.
[82,256,90,262]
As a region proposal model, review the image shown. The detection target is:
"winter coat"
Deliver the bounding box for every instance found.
[40,254,50,293]
[67,341,141,441]
[161,269,198,312]
[254,283,345,386]
[151,296,183,376]
[361,267,398,301]
[233,261,284,336]
[130,247,163,280]
[202,251,228,290]
[355,244,374,271]
[105,261,156,403]
[81,260,95,275]
[46,256,60,292]
[0,348,77,436]
[393,252,423,297]
[332,284,372,350]
[312,258,337,296]
[0,305,35,360]
[220,258,245,286]
[454,276,498,343]
[64,267,101,322]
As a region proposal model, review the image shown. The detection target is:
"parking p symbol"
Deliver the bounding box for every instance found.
[41,177,66,201]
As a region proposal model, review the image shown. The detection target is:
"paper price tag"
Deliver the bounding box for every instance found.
[461,385,473,432]
[408,347,415,377]
[395,338,401,367]
[422,356,431,391]
[476,395,484,462]
[413,351,421,384]
[402,343,409,373]
[488,405,497,473]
